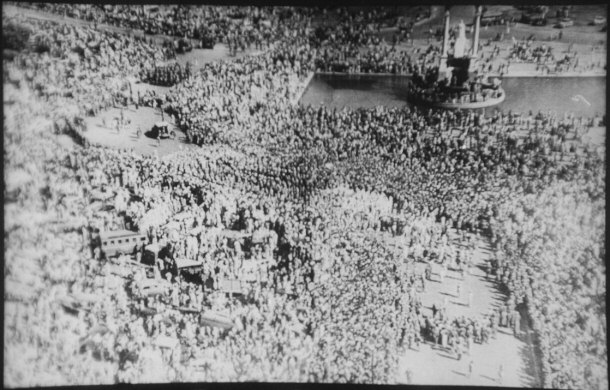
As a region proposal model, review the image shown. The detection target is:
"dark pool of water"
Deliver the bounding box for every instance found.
[300,74,606,117]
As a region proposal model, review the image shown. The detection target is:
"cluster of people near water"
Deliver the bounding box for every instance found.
[3,4,607,389]
[314,44,441,74]
[506,38,605,75]
[509,40,556,64]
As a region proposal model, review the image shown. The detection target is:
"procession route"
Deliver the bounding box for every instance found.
[3,4,262,69]
[395,229,543,387]
[3,4,174,42]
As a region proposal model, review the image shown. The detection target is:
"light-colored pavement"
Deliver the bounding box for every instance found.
[399,329,537,387]
[411,233,503,319]
[583,126,606,145]
[82,106,197,157]
[396,230,542,387]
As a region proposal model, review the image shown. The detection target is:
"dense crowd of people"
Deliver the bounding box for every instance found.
[3,15,170,117]
[507,39,577,74]
[503,37,605,75]
[3,4,607,389]
[488,179,606,389]
[509,40,556,63]
[141,62,192,87]
[314,44,439,74]
[13,3,308,52]
[10,2,606,78]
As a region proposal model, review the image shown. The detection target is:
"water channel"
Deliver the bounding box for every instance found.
[300,74,606,118]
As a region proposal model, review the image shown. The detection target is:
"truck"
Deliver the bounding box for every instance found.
[99,229,148,258]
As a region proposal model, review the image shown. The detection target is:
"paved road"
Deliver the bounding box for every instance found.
[394,229,543,387]
[4,4,178,45]
[3,4,261,70]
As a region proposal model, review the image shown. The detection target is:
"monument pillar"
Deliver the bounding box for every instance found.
[454,20,467,58]
[472,5,482,57]
[438,8,450,79]
[469,5,483,73]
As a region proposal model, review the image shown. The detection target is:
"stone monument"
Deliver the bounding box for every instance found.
[454,20,468,58]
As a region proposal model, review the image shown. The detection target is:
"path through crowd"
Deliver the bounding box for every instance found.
[393,229,543,387]
[3,4,261,68]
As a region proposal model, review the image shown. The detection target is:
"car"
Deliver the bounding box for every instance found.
[593,16,606,25]
[532,18,548,26]
[176,38,193,54]
[556,18,574,28]
[150,121,176,139]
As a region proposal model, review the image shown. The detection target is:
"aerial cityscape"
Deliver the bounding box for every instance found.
[3,3,607,388]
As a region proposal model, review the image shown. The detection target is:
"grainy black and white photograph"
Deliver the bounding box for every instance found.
[2,1,607,388]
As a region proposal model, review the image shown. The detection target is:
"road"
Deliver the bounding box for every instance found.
[3,4,261,70]
[394,229,543,387]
